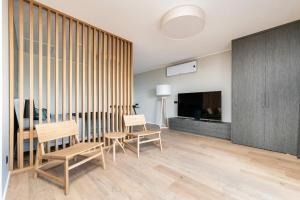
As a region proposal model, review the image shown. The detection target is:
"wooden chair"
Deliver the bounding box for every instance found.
[123,115,162,158]
[35,120,106,195]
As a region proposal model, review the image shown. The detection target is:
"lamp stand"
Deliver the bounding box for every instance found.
[159,97,168,128]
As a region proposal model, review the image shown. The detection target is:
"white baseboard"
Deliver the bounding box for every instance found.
[2,171,10,200]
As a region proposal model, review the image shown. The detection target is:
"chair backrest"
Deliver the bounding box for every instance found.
[35,120,79,143]
[123,115,146,127]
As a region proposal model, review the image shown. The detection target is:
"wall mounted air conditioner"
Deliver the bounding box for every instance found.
[166,60,197,77]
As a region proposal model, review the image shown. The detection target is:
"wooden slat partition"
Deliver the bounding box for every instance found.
[9,0,133,170]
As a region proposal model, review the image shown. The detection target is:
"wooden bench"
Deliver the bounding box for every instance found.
[35,120,106,195]
[123,115,162,158]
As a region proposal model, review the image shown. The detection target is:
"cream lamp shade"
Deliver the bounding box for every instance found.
[156,84,171,96]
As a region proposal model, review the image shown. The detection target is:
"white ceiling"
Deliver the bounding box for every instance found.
[36,0,300,74]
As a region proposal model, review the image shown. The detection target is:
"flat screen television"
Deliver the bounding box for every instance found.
[178,91,222,121]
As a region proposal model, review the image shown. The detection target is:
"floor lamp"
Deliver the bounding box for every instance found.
[156,84,171,128]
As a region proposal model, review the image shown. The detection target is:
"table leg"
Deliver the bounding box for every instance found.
[113,140,116,162]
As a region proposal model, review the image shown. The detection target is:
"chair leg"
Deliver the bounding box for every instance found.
[34,147,39,178]
[100,145,106,169]
[64,160,69,195]
[116,139,126,153]
[113,140,116,162]
[137,136,140,158]
[159,133,163,152]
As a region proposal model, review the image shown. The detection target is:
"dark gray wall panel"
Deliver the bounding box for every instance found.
[231,34,266,149]
[298,105,300,158]
[265,22,300,155]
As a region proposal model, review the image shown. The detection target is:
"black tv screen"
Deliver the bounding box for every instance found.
[178,91,222,121]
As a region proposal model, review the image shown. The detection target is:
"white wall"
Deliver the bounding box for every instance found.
[0,0,3,197]
[134,51,232,124]
[1,0,10,199]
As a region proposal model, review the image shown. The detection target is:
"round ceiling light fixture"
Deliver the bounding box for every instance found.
[160,5,205,39]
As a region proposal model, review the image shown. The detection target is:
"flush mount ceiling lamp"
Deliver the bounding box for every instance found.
[160,5,205,39]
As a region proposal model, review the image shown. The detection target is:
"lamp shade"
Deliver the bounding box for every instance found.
[156,84,171,96]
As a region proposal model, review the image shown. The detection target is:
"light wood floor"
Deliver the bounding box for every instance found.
[6,130,300,200]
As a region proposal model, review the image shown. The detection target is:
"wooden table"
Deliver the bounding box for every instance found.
[106,132,127,162]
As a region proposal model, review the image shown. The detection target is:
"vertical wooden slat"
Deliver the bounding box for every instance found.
[130,43,133,115]
[18,0,24,169]
[62,15,66,148]
[46,10,51,153]
[123,42,127,116]
[68,19,73,146]
[47,10,51,124]
[55,13,59,150]
[101,33,107,145]
[119,41,123,132]
[107,35,111,136]
[62,16,66,123]
[111,37,115,132]
[38,6,43,124]
[98,32,101,142]
[82,24,86,143]
[9,0,14,170]
[87,27,91,142]
[76,21,79,124]
[127,43,131,114]
[116,39,119,132]
[69,19,73,121]
[38,5,43,156]
[93,29,96,142]
[29,0,34,166]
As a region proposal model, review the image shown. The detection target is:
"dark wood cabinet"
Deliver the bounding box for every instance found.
[232,20,300,155]
[232,33,266,149]
[169,117,231,140]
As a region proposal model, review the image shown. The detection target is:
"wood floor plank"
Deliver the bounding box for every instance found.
[6,130,300,200]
